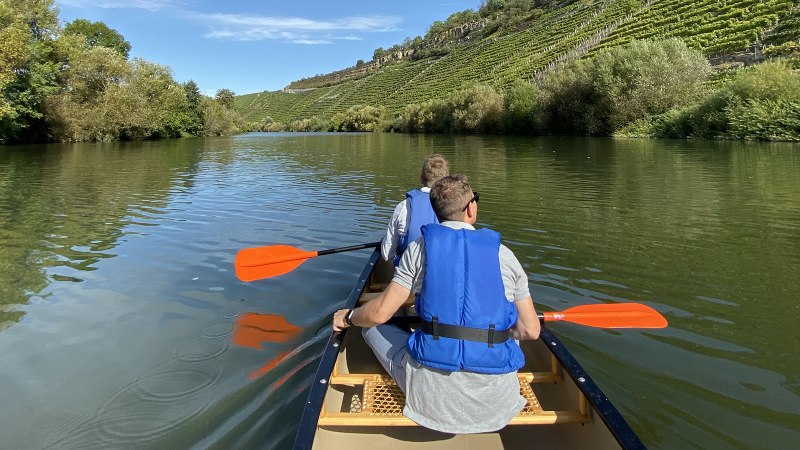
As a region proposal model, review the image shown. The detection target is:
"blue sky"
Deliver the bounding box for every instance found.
[55,1,482,96]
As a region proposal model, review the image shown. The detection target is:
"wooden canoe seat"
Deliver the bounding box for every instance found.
[319,372,588,426]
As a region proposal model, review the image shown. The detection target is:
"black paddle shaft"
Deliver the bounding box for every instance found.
[317,241,381,256]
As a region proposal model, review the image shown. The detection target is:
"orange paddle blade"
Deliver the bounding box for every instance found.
[235,245,318,282]
[542,303,668,329]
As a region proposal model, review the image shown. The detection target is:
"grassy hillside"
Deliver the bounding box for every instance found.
[235,0,799,125]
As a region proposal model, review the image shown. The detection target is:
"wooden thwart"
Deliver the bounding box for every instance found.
[319,372,588,426]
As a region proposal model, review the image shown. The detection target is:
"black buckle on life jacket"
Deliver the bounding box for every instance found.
[488,324,495,348]
[432,316,440,340]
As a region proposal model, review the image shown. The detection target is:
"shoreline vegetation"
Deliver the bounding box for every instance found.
[253,43,800,142]
[1,0,245,145]
[3,0,800,145]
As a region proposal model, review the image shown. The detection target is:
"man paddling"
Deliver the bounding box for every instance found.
[381,154,449,265]
[333,174,541,434]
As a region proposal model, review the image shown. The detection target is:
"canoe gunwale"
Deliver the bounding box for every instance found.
[539,327,646,450]
[293,248,381,450]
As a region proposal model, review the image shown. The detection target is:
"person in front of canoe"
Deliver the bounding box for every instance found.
[333,174,541,434]
[380,153,450,266]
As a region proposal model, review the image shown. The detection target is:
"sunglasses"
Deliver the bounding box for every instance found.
[462,191,480,211]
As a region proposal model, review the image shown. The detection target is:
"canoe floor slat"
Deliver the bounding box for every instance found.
[319,373,588,427]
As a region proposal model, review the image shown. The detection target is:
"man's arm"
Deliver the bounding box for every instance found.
[332,281,411,331]
[380,200,408,261]
[510,296,541,340]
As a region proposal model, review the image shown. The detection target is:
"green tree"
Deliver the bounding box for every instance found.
[502,80,541,134]
[0,2,29,119]
[479,0,508,18]
[44,45,131,141]
[58,42,130,101]
[124,59,189,138]
[46,55,192,142]
[214,88,236,109]
[0,0,61,143]
[181,80,205,136]
[425,21,446,40]
[448,83,504,133]
[62,18,131,58]
[203,97,244,136]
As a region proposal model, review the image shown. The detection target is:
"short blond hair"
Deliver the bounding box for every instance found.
[420,154,450,187]
[430,174,473,221]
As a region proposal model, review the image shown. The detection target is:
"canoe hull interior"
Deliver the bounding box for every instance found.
[294,250,644,450]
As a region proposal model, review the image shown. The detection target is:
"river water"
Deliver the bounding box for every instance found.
[0,133,798,449]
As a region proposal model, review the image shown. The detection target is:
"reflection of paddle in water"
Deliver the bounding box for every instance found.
[233,313,301,348]
[233,313,301,379]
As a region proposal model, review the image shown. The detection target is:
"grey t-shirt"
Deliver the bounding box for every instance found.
[393,221,532,434]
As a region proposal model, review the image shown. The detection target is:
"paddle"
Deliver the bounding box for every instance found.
[246,303,667,345]
[389,302,667,329]
[235,241,381,282]
[538,303,667,329]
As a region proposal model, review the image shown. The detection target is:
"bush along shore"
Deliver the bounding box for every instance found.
[250,40,800,142]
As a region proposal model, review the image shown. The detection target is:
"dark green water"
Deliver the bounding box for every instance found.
[0,133,798,449]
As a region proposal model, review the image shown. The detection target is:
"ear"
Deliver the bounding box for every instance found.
[465,201,477,221]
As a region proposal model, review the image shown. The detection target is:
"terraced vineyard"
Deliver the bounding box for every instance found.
[236,0,800,124]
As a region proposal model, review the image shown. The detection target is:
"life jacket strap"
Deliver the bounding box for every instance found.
[421,317,510,347]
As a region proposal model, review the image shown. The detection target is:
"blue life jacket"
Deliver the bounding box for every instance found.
[394,189,438,266]
[406,224,525,374]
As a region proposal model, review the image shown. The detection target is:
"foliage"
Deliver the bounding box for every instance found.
[203,97,245,136]
[697,60,800,140]
[480,0,509,18]
[391,98,450,133]
[0,2,29,119]
[289,116,328,132]
[45,57,192,141]
[62,18,131,58]
[539,39,711,135]
[448,83,504,133]
[215,88,236,109]
[502,80,541,134]
[763,41,800,57]
[726,99,800,141]
[180,80,205,136]
[57,41,130,102]
[373,47,387,60]
[390,83,504,133]
[617,60,800,141]
[0,1,246,143]
[0,0,61,144]
[244,0,793,140]
[330,105,387,132]
[126,60,193,138]
[44,44,129,141]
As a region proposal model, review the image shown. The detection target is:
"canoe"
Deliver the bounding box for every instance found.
[292,248,646,449]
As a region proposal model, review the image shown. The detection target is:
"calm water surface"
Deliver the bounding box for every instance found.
[0,133,798,449]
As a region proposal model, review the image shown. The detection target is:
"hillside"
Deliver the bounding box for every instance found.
[235,0,800,125]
